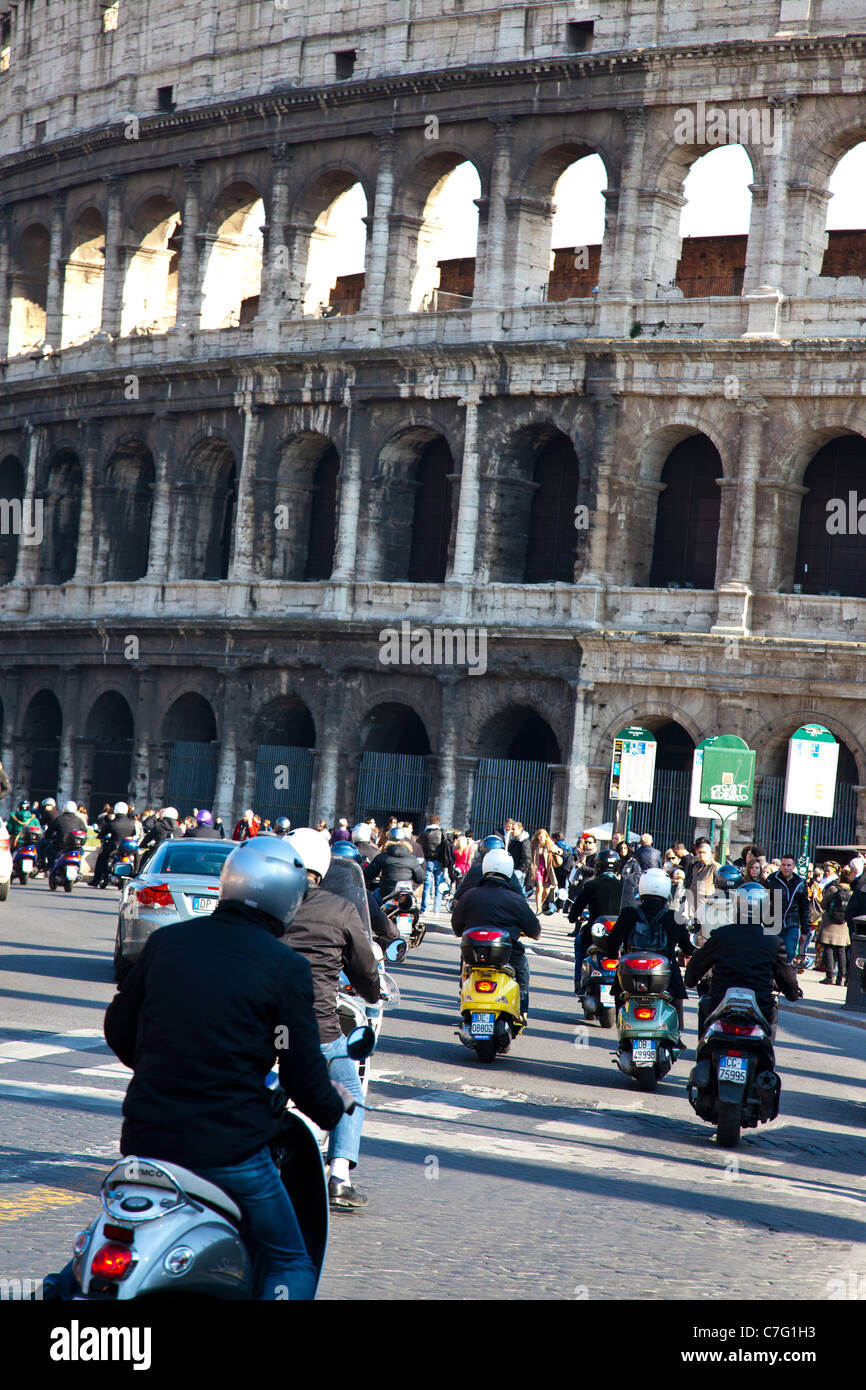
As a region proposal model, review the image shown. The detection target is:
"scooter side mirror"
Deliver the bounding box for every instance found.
[385,939,408,964]
[345,1024,377,1061]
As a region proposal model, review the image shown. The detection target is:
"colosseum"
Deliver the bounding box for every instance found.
[1,0,866,855]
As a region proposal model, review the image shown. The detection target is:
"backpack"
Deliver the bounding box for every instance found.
[627,904,669,954]
[424,827,444,861]
[829,887,850,925]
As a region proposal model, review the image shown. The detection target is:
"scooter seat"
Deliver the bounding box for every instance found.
[112,1157,243,1224]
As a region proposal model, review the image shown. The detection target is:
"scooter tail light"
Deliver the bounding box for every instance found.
[475,979,497,993]
[634,1006,656,1020]
[90,1243,134,1279]
[601,958,618,970]
[719,1020,761,1037]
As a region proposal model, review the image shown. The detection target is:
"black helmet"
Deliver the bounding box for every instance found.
[715,863,744,894]
[595,849,620,875]
[17,800,31,812]
[274,817,291,837]
[479,835,506,853]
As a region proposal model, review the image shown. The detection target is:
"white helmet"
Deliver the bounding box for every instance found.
[482,849,514,879]
[113,801,129,815]
[63,800,78,814]
[638,868,672,900]
[163,807,178,820]
[43,798,56,809]
[287,827,331,881]
[351,822,372,844]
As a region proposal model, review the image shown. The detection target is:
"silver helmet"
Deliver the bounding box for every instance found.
[219,835,308,931]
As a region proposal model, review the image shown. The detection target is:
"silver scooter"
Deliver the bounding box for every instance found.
[67,1025,375,1301]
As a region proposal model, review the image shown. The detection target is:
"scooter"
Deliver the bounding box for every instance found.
[687,987,781,1148]
[456,927,526,1064]
[63,1025,375,1300]
[336,937,406,1098]
[578,918,618,1027]
[12,830,41,885]
[48,829,88,893]
[613,951,683,1091]
[380,882,425,949]
[107,836,140,887]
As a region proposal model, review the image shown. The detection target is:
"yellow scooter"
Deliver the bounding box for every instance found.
[456,928,526,1064]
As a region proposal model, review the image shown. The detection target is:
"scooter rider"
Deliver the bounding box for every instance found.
[140,806,180,852]
[42,800,88,868]
[606,867,696,1035]
[283,828,382,1212]
[451,848,541,1017]
[8,799,41,847]
[99,836,351,1301]
[184,809,221,840]
[568,849,623,995]
[453,835,525,902]
[685,874,801,1039]
[92,801,137,887]
[350,822,378,864]
[363,825,424,901]
[332,841,401,952]
[273,817,291,838]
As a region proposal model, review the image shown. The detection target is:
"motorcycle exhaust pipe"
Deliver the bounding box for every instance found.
[615,1051,635,1076]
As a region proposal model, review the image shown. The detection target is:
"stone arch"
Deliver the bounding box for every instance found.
[753,713,863,784]
[363,425,457,582]
[359,701,431,755]
[292,168,370,319]
[38,448,82,585]
[169,436,237,580]
[94,438,155,582]
[61,205,105,347]
[484,422,584,583]
[0,454,24,584]
[254,695,317,748]
[162,692,218,744]
[8,222,49,355]
[793,433,866,598]
[162,691,219,817]
[199,180,265,330]
[592,703,703,769]
[674,145,753,296]
[476,704,562,763]
[625,419,728,587]
[752,712,862,856]
[22,688,62,802]
[796,117,866,286]
[260,432,340,581]
[649,434,723,590]
[515,141,610,304]
[391,150,483,312]
[120,194,181,335]
[83,690,134,817]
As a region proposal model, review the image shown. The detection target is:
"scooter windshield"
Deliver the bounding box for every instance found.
[320,857,373,941]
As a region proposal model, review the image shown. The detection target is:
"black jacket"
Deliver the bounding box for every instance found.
[368,891,401,949]
[418,825,452,867]
[141,816,179,850]
[104,902,343,1168]
[845,884,866,929]
[364,843,424,896]
[45,811,88,852]
[509,833,532,884]
[451,876,541,958]
[685,920,800,1016]
[99,814,137,851]
[765,870,810,933]
[454,858,523,902]
[184,824,221,840]
[281,885,380,1044]
[606,905,695,1001]
[568,873,622,927]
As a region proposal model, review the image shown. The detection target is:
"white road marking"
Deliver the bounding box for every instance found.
[74,1062,131,1078]
[0,1078,126,1103]
[0,1033,109,1063]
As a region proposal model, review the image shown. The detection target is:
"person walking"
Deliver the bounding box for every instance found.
[818,866,852,986]
[684,839,720,942]
[530,828,562,915]
[453,833,473,880]
[418,813,453,913]
[508,821,533,892]
[766,854,810,963]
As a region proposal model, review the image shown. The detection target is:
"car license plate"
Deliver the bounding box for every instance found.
[633,1040,656,1064]
[470,1012,495,1037]
[21,858,33,870]
[192,896,217,912]
[719,1056,747,1083]
[65,865,78,879]
[396,914,413,932]
[600,986,614,1005]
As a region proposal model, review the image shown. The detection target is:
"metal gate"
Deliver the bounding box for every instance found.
[754,775,856,861]
[165,740,220,819]
[603,768,697,850]
[470,759,552,840]
[253,745,314,827]
[27,744,60,804]
[355,752,431,827]
[88,747,133,820]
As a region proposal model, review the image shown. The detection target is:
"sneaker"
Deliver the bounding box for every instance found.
[328,1178,368,1211]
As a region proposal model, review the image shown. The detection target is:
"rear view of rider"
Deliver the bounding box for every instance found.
[685,872,800,1038]
[43,800,88,870]
[8,799,41,848]
[140,806,180,852]
[451,848,541,1017]
[606,867,695,1035]
[100,835,350,1301]
[185,809,221,840]
[453,834,524,902]
[350,822,378,864]
[568,849,623,994]
[363,825,423,901]
[92,801,137,887]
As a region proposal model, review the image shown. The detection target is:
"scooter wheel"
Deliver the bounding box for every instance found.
[0,880,8,901]
[475,1039,496,1064]
[48,878,57,891]
[63,882,73,893]
[597,1006,616,1029]
[636,1068,657,1092]
[717,1100,742,1148]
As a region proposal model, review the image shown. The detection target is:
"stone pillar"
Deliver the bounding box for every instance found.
[43,190,67,348]
[131,672,159,810]
[214,690,239,824]
[146,415,173,581]
[13,424,42,586]
[314,681,343,823]
[72,420,100,583]
[176,161,202,329]
[259,146,293,328]
[448,386,482,581]
[0,206,12,357]
[330,392,363,583]
[0,671,22,809]
[602,109,647,298]
[363,133,396,318]
[563,682,595,842]
[757,96,798,291]
[56,670,83,804]
[435,678,461,828]
[228,403,266,582]
[720,405,766,590]
[101,175,126,336]
[283,220,319,316]
[577,396,620,590]
[477,119,513,308]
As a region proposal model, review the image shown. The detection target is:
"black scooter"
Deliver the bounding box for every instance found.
[687,987,781,1148]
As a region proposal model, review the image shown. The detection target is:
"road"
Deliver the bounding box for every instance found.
[0,880,864,1301]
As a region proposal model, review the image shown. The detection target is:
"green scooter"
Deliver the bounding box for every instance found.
[613,951,683,1091]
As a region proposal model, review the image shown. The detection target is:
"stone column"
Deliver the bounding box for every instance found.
[435,678,461,828]
[0,206,12,357]
[13,424,42,586]
[131,672,159,810]
[72,419,100,583]
[43,190,67,348]
[56,670,83,804]
[758,96,798,290]
[448,386,482,582]
[603,109,647,298]
[214,683,240,824]
[228,403,266,582]
[363,133,396,318]
[477,119,514,308]
[330,392,363,585]
[259,146,293,328]
[577,396,621,590]
[313,680,343,823]
[146,414,173,581]
[0,671,22,809]
[721,405,766,590]
[176,161,202,329]
[100,175,126,336]
[563,681,595,842]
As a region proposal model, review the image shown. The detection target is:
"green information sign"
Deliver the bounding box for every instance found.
[699,734,756,810]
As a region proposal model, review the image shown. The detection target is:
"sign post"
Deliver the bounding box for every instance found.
[690,736,719,837]
[783,724,839,862]
[610,726,657,841]
[699,734,756,866]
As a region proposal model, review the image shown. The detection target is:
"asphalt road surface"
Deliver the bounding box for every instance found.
[0,880,864,1301]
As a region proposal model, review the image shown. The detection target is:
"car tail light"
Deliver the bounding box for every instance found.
[601,958,618,971]
[634,1006,656,1020]
[475,979,497,993]
[626,957,665,970]
[720,1021,762,1037]
[90,1243,134,1279]
[137,883,173,909]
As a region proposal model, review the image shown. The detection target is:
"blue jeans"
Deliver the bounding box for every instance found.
[192,1146,317,1300]
[320,1035,364,1167]
[422,860,447,911]
[781,924,800,963]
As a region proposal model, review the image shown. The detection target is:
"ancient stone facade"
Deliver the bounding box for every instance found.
[2,1,866,847]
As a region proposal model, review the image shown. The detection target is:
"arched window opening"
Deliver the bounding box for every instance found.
[23,689,62,803]
[546,154,606,302]
[171,440,237,580]
[303,181,367,318]
[121,196,181,336]
[61,208,106,347]
[820,142,866,278]
[8,224,49,355]
[412,162,480,313]
[360,703,431,755]
[649,436,721,589]
[84,692,134,819]
[199,183,265,330]
[794,436,866,597]
[674,146,752,297]
[524,434,581,582]
[304,446,339,581]
[38,450,82,586]
[97,442,155,582]
[408,438,453,583]
[0,455,24,584]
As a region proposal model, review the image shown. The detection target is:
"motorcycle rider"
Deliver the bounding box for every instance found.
[451,848,541,1017]
[685,872,801,1039]
[42,799,88,870]
[185,808,221,840]
[331,840,402,952]
[605,867,696,1035]
[568,849,623,995]
[350,822,378,865]
[8,799,42,848]
[139,806,180,853]
[98,835,351,1300]
[283,828,381,1212]
[620,843,664,912]
[363,824,423,901]
[453,834,524,902]
[92,801,137,887]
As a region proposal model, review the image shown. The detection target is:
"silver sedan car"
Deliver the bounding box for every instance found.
[113,837,239,981]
